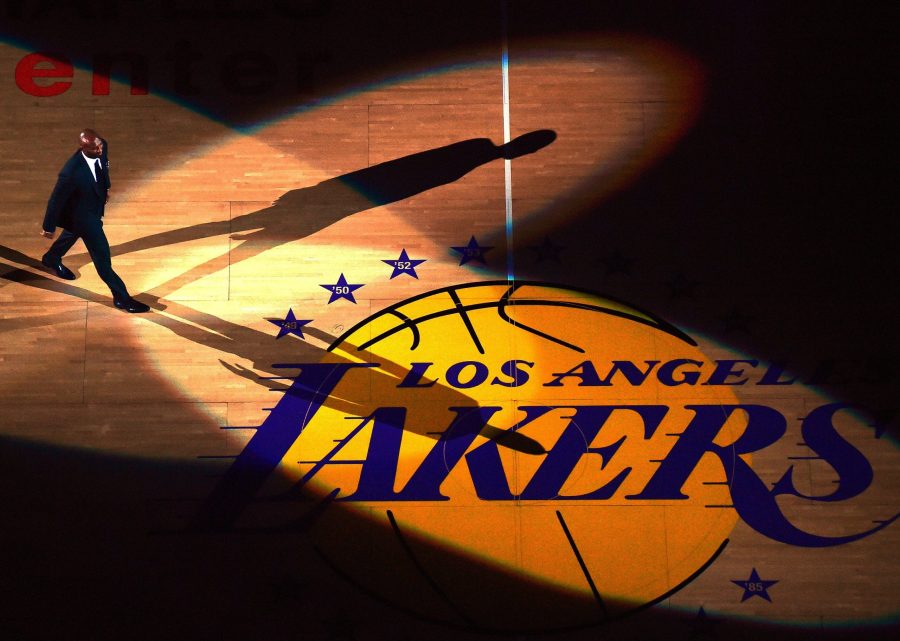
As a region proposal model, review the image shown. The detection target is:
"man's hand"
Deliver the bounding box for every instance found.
[40,229,55,239]
[106,189,110,204]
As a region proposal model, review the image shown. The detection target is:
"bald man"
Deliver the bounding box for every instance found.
[41,129,149,313]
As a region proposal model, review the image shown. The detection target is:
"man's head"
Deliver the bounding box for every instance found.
[79,129,103,159]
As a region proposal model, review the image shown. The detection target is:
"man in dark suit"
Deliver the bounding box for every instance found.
[40,128,149,313]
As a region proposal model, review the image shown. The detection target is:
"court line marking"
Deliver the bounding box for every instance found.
[501,0,514,284]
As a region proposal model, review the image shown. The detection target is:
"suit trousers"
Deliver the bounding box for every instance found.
[44,219,129,301]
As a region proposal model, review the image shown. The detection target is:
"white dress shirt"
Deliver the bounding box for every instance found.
[81,152,102,181]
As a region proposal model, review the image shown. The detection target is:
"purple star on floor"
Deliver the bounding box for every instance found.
[869,407,896,439]
[451,235,493,266]
[719,306,754,335]
[267,308,312,339]
[320,273,364,304]
[687,606,720,640]
[731,568,778,602]
[383,248,426,279]
[600,249,634,276]
[529,235,565,264]
[665,272,701,300]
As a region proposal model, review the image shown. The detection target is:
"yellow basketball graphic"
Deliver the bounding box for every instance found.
[239,282,744,630]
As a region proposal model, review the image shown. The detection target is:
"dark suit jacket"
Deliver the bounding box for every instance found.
[42,140,111,234]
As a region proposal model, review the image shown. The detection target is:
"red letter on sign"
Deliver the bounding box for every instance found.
[92,53,149,95]
[15,52,73,97]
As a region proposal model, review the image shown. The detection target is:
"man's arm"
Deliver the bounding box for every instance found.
[102,138,111,202]
[41,170,75,237]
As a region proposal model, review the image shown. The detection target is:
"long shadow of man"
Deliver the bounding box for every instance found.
[4,130,557,374]
[64,130,556,294]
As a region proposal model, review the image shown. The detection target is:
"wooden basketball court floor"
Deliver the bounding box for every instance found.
[0,7,897,641]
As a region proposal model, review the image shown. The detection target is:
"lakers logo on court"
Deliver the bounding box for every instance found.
[195,281,896,632]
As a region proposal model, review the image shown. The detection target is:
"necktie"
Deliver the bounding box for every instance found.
[94,159,102,182]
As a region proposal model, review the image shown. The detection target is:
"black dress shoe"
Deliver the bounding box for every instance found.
[41,256,76,280]
[114,297,151,313]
